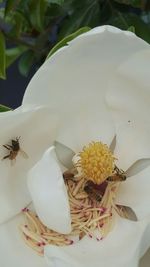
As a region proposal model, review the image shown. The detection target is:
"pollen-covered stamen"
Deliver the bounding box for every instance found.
[77,142,116,185]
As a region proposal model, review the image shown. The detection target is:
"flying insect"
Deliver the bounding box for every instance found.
[2,137,28,164]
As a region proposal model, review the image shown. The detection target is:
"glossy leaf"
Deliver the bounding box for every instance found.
[125,158,150,178]
[6,46,27,68]
[18,50,34,77]
[0,31,6,79]
[46,26,90,59]
[10,11,27,37]
[29,0,47,32]
[54,141,75,169]
[0,105,12,112]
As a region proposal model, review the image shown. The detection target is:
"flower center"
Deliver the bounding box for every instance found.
[78,142,115,184]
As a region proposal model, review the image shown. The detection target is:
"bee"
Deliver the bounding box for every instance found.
[107,165,126,182]
[84,183,103,202]
[63,170,75,180]
[2,137,28,164]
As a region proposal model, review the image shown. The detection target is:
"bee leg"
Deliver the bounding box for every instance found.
[3,145,11,150]
[2,155,10,160]
[97,195,102,202]
[6,145,13,149]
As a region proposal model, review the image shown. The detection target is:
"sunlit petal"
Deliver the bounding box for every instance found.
[23,26,149,151]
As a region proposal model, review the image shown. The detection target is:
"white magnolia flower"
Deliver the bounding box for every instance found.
[1,26,150,267]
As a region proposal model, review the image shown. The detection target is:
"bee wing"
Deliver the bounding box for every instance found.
[19,149,29,159]
[109,135,116,153]
[125,158,150,178]
[116,205,138,221]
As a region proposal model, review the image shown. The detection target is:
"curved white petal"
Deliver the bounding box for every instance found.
[22,26,148,151]
[116,165,150,220]
[113,121,150,170]
[0,214,47,267]
[106,49,150,169]
[0,106,58,224]
[44,216,150,267]
[28,146,71,234]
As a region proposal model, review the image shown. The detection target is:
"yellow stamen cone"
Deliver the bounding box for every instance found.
[78,142,115,184]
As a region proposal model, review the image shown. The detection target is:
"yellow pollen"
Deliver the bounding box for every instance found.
[78,142,115,184]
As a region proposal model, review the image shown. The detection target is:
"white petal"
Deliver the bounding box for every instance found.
[54,141,75,169]
[116,165,150,220]
[0,214,47,267]
[28,146,71,234]
[44,217,150,267]
[0,106,58,224]
[106,49,150,169]
[22,27,148,151]
[113,121,150,170]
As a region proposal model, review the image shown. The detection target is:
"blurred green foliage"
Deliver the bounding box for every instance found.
[0,104,11,111]
[0,0,150,79]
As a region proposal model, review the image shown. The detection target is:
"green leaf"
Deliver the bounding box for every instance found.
[5,0,21,17]
[29,0,48,32]
[0,104,12,112]
[46,0,64,4]
[18,50,34,76]
[59,0,99,39]
[46,26,91,59]
[10,11,26,37]
[127,25,135,33]
[6,46,27,68]
[0,31,6,79]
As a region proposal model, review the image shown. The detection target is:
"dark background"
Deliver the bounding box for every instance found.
[0,62,36,109]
